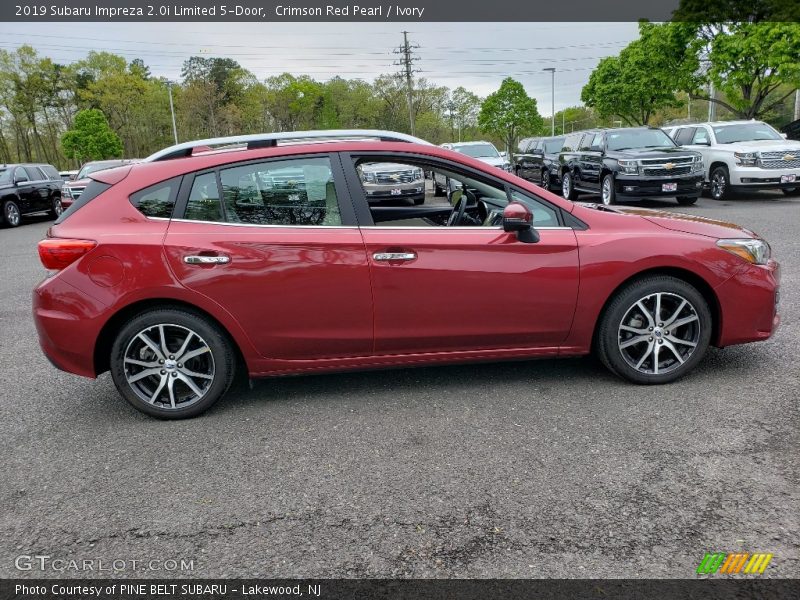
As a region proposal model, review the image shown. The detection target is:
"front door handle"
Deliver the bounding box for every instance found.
[184,255,231,265]
[373,252,417,262]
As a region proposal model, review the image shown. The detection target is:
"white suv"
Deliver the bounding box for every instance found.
[669,121,800,200]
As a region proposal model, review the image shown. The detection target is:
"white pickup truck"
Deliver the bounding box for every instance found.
[668,120,800,200]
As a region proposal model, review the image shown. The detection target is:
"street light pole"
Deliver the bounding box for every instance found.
[167,81,178,144]
[543,68,555,136]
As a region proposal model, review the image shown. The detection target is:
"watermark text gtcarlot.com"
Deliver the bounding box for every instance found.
[15,555,194,573]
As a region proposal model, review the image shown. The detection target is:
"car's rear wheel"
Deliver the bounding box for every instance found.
[676,196,698,206]
[3,200,21,227]
[110,308,236,419]
[596,276,711,384]
[541,169,551,190]
[710,166,729,200]
[601,173,616,205]
[50,196,64,218]
[561,171,578,200]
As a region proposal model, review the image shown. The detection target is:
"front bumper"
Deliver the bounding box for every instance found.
[714,258,780,347]
[728,165,800,189]
[615,174,704,198]
[363,181,425,202]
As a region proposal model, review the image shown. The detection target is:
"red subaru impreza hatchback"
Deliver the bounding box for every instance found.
[33,130,780,419]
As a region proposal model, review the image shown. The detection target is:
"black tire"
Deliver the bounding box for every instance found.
[110,308,236,419]
[561,171,578,200]
[433,180,445,197]
[676,196,698,206]
[541,169,551,191]
[601,173,616,206]
[3,200,22,227]
[595,275,712,385]
[49,196,64,218]
[710,165,730,200]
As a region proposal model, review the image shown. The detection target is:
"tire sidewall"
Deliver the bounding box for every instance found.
[542,169,550,190]
[602,174,615,205]
[598,276,712,385]
[711,166,729,200]
[109,308,235,419]
[4,200,21,227]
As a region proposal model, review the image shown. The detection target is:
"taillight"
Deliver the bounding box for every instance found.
[38,239,97,270]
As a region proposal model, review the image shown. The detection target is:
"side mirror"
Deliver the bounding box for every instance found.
[781,132,788,139]
[695,139,711,146]
[69,174,77,180]
[499,151,508,159]
[502,202,539,243]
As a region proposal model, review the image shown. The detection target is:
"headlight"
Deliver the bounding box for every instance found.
[734,152,758,166]
[693,156,704,172]
[502,163,512,172]
[413,168,424,180]
[61,186,72,198]
[618,159,638,175]
[362,172,376,183]
[716,238,770,265]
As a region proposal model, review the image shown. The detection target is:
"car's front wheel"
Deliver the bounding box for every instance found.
[541,169,551,190]
[110,308,236,419]
[710,166,730,200]
[601,173,616,205]
[596,276,711,384]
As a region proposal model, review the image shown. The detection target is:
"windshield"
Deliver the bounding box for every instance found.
[77,162,122,179]
[713,123,782,144]
[0,168,11,184]
[606,129,677,151]
[452,143,499,158]
[544,137,566,154]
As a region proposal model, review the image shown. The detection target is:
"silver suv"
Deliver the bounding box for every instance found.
[358,162,425,205]
[669,121,800,199]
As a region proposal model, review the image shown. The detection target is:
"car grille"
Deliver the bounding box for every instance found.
[268,177,305,190]
[68,186,86,199]
[639,156,695,178]
[759,151,800,169]
[374,170,418,184]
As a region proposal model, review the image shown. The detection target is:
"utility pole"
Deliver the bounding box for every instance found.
[394,32,419,136]
[708,81,716,122]
[543,67,555,136]
[167,81,178,144]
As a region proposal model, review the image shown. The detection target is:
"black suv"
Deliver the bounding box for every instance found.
[514,135,566,192]
[558,128,704,206]
[0,163,63,227]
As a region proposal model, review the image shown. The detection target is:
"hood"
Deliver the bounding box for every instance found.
[716,139,800,152]
[612,147,700,159]
[607,206,757,239]
[476,156,507,168]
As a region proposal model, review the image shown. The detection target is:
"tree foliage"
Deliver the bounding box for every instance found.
[61,108,122,161]
[478,78,542,154]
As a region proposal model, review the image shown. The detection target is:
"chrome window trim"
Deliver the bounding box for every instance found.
[156,216,359,230]
[151,217,571,231]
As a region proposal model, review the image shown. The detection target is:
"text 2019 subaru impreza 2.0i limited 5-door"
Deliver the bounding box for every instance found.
[33,130,781,419]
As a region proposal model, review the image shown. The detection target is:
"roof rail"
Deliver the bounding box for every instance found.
[143,129,433,162]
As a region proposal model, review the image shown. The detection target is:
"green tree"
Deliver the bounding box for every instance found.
[449,86,482,141]
[582,22,697,126]
[478,78,542,154]
[61,108,122,162]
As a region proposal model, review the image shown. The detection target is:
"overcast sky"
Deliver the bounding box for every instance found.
[1,22,640,115]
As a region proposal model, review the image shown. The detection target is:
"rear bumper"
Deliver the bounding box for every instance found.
[715,259,780,347]
[33,276,107,378]
[615,174,704,198]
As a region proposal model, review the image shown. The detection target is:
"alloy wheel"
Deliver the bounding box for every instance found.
[5,203,20,226]
[711,171,726,199]
[602,177,613,205]
[562,173,571,197]
[53,198,63,216]
[617,292,700,376]
[123,323,215,410]
[541,170,550,190]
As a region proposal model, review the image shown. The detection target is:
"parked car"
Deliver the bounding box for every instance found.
[358,162,425,205]
[434,141,511,196]
[0,163,63,227]
[59,170,78,181]
[558,127,704,205]
[62,159,138,208]
[514,135,566,192]
[669,121,800,199]
[34,129,780,419]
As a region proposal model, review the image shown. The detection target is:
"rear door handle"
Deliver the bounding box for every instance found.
[184,255,231,265]
[373,252,417,262]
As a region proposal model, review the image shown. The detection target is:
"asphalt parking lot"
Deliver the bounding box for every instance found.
[1,191,798,579]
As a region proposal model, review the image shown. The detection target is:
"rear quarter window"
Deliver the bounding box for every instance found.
[129,177,181,219]
[40,165,60,180]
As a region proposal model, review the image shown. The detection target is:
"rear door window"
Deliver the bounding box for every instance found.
[184,172,223,222]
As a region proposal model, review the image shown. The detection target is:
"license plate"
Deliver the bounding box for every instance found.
[781,174,796,183]
[390,188,402,195]
[662,183,678,192]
